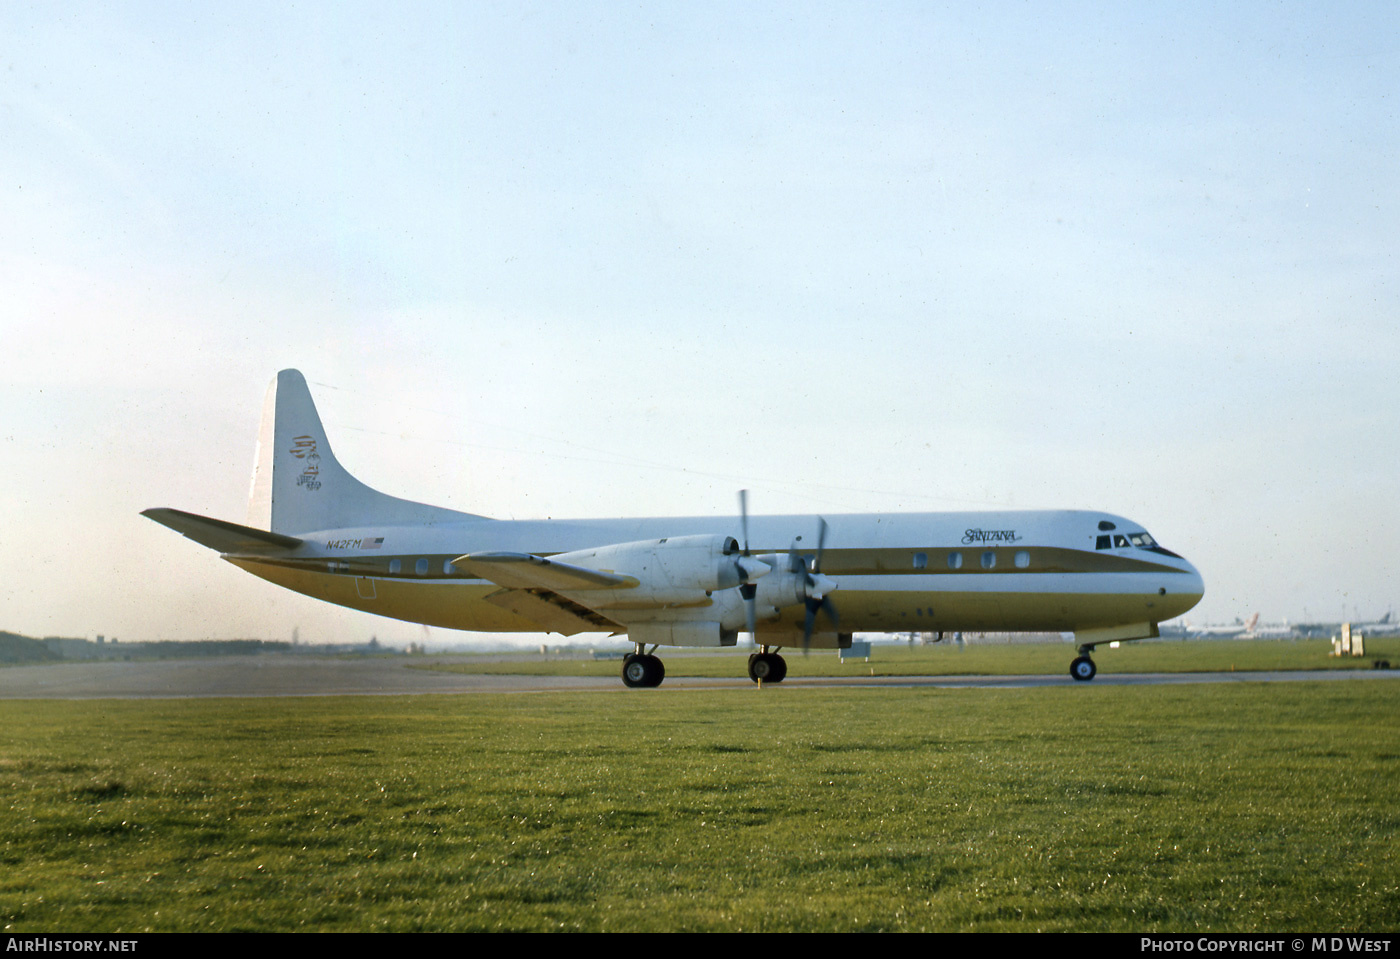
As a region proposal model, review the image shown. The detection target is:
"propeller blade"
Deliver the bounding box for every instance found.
[801,517,836,654]
[812,517,828,573]
[738,489,751,555]
[800,594,840,653]
[738,490,759,640]
[787,539,806,574]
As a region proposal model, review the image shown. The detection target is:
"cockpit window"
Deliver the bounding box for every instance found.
[1095,527,1178,556]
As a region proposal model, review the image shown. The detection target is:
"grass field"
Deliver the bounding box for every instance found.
[2,676,1397,931]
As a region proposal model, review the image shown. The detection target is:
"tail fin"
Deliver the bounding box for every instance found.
[247,370,486,534]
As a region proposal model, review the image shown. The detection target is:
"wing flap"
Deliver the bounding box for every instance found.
[142,508,303,554]
[453,552,638,592]
[482,588,619,635]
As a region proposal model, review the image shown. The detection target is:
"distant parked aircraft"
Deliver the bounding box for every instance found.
[1188,613,1260,639]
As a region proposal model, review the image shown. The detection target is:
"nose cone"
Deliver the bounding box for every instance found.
[1165,558,1205,619]
[1184,559,1205,603]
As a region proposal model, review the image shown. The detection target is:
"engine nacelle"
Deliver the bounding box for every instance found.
[751,565,809,610]
[747,552,835,609]
[555,533,750,608]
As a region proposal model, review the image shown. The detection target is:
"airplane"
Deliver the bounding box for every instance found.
[142,370,1205,688]
[1349,612,1400,638]
[1245,617,1300,640]
[1186,613,1260,639]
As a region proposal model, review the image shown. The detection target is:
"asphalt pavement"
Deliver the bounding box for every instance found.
[1,654,1396,699]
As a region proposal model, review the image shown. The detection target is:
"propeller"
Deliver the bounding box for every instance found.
[796,517,840,651]
[734,492,838,647]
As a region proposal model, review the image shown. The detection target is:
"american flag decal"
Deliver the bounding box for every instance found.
[364,537,384,550]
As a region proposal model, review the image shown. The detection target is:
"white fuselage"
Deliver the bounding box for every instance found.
[226,508,1204,644]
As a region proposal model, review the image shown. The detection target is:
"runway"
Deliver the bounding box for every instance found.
[1,654,1396,699]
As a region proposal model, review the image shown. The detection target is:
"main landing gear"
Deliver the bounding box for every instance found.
[622,648,665,688]
[618,644,789,688]
[1070,644,1097,682]
[748,648,787,683]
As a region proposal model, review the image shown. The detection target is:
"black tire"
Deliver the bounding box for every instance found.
[748,652,786,683]
[769,654,787,683]
[748,654,769,683]
[622,653,664,688]
[1070,656,1097,682]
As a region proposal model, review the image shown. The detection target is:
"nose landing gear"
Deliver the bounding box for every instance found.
[1070,644,1097,681]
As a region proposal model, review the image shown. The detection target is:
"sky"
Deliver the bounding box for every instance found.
[2,1,1397,647]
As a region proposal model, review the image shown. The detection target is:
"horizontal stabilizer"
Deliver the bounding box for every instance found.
[453,551,638,592]
[142,508,303,554]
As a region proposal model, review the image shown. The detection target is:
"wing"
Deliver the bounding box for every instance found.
[479,587,620,636]
[452,552,638,592]
[454,551,632,636]
[143,508,303,554]
[453,535,753,642]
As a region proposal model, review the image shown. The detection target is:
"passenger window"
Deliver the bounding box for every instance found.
[443,560,456,574]
[913,552,928,569]
[1014,551,1030,568]
[981,551,996,569]
[947,551,963,570]
[415,558,429,575]
[389,559,401,574]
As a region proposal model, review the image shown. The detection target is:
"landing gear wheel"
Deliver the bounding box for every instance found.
[622,654,665,688]
[1070,655,1097,682]
[770,654,787,683]
[748,652,787,684]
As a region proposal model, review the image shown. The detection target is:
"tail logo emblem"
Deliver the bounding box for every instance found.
[289,435,322,491]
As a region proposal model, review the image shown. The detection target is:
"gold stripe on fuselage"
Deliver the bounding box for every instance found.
[236,544,1185,581]
[227,544,1196,635]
